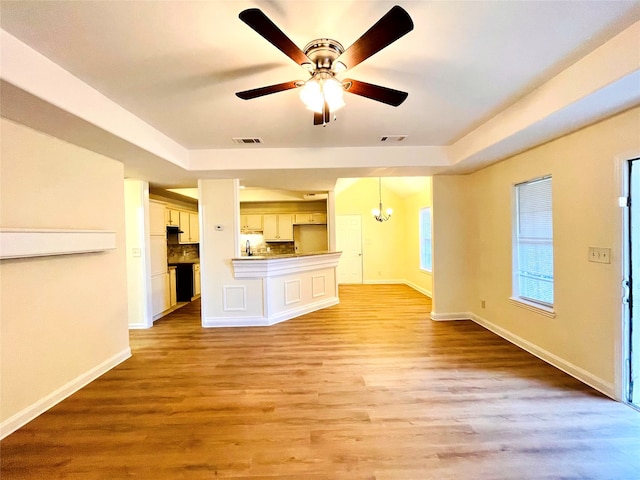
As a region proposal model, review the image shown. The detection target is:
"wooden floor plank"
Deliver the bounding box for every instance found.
[2,284,639,479]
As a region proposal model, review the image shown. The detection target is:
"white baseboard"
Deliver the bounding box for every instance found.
[128,323,151,330]
[364,279,404,285]
[404,281,432,298]
[203,297,340,328]
[469,312,615,399]
[0,347,132,440]
[430,311,471,321]
[203,316,270,328]
[360,279,432,298]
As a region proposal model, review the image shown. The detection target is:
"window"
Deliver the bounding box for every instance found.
[513,176,554,307]
[420,207,432,271]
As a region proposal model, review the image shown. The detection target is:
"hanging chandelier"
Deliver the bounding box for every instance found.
[372,177,392,222]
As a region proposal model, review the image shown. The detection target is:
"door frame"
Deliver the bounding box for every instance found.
[619,155,639,406]
[336,214,363,284]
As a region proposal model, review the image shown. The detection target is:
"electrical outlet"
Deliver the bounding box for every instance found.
[588,247,611,264]
[132,247,141,258]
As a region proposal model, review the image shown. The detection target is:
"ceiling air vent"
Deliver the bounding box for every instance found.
[232,137,263,144]
[380,135,407,142]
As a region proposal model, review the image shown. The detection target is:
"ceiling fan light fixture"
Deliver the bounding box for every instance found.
[299,79,322,112]
[332,61,347,73]
[299,73,345,113]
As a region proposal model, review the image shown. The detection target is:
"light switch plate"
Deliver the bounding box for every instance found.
[588,247,611,264]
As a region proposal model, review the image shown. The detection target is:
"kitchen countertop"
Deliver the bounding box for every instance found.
[232,251,339,261]
[168,260,200,265]
[231,251,341,279]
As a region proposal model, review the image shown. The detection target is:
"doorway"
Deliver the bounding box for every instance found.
[626,158,639,408]
[336,215,363,284]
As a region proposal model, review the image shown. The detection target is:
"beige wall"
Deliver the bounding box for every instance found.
[124,179,152,328]
[431,107,640,396]
[335,178,406,283]
[431,175,474,316]
[199,178,264,325]
[0,118,130,434]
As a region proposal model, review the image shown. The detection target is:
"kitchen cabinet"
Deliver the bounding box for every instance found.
[150,203,169,318]
[150,236,167,276]
[263,214,293,241]
[149,201,167,235]
[294,213,327,225]
[241,214,263,232]
[178,211,199,244]
[149,233,171,320]
[152,272,170,317]
[169,266,177,307]
[188,213,200,243]
[193,263,201,296]
[165,208,180,226]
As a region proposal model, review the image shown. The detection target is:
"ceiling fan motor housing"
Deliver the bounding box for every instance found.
[303,38,345,71]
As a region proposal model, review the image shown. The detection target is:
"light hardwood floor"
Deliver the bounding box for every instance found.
[2,285,639,479]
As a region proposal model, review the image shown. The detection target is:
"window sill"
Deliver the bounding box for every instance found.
[508,297,556,318]
[419,268,432,274]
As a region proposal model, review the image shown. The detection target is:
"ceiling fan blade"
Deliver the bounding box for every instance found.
[239,8,311,67]
[336,5,413,71]
[236,81,298,100]
[343,79,408,106]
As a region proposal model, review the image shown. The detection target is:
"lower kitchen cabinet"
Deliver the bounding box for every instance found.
[193,263,201,296]
[151,272,170,317]
[169,266,177,307]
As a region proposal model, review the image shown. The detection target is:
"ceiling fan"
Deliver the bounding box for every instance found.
[235,5,414,126]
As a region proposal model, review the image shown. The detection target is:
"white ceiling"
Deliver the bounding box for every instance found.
[1,1,639,193]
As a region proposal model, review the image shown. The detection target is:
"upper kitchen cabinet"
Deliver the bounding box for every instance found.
[179,211,199,244]
[165,208,180,227]
[188,213,200,243]
[294,213,327,225]
[263,214,293,241]
[241,214,263,233]
[149,200,167,235]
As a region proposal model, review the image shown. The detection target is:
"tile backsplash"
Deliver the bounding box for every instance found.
[264,242,295,255]
[240,233,295,256]
[168,244,200,263]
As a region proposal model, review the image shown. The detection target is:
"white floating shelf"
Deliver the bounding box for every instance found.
[0,228,116,260]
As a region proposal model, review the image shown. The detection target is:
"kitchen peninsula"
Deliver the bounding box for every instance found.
[226,251,341,327]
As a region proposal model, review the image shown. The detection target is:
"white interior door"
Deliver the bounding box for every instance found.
[336,215,363,284]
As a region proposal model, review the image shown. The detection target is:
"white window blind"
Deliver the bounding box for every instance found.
[420,207,432,271]
[514,177,553,306]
